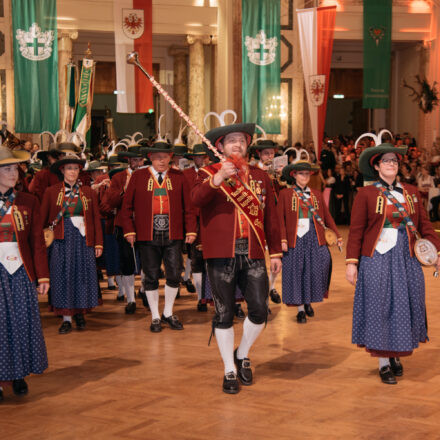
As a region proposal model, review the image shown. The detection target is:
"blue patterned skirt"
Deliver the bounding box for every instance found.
[352,227,426,357]
[0,264,48,381]
[282,222,331,305]
[103,221,120,276]
[49,218,99,314]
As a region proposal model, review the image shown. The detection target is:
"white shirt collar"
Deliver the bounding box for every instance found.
[149,167,168,179]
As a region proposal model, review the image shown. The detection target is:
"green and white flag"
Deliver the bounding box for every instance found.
[12,0,59,133]
[72,57,95,141]
[242,0,280,134]
[363,0,392,108]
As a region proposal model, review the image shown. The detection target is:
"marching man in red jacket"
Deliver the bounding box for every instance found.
[192,122,282,394]
[121,140,197,333]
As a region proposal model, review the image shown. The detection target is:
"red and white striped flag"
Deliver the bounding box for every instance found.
[114,0,153,113]
[297,6,336,158]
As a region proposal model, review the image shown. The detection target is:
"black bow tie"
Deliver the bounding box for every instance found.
[0,188,13,202]
[379,178,403,194]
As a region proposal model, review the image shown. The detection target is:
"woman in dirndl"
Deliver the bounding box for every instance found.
[278,159,342,323]
[346,132,440,384]
[41,153,103,334]
[0,147,49,401]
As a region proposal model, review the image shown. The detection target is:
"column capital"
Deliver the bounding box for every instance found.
[169,45,189,57]
[187,34,212,46]
[58,30,78,41]
[210,35,218,45]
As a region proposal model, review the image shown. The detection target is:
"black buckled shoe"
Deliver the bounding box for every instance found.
[12,379,28,396]
[161,314,184,330]
[379,366,397,384]
[234,349,253,385]
[107,285,116,291]
[234,303,245,319]
[223,372,240,394]
[0,388,3,402]
[139,290,150,310]
[58,321,72,334]
[304,304,314,317]
[116,295,125,302]
[150,318,162,333]
[296,311,307,323]
[269,289,281,304]
[389,357,403,377]
[125,302,136,314]
[184,279,196,293]
[197,300,208,312]
[73,313,86,330]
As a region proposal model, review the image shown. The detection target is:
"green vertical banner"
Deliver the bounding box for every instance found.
[12,0,59,132]
[363,0,392,109]
[242,0,280,133]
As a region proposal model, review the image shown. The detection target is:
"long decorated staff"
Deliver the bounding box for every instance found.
[127,51,224,163]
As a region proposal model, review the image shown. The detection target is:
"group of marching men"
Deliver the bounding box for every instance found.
[1,119,440,400]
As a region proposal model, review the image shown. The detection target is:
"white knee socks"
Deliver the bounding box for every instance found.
[63,315,72,322]
[237,317,264,360]
[297,305,305,312]
[193,272,203,300]
[163,284,178,318]
[183,258,191,281]
[124,275,135,303]
[107,276,116,288]
[269,272,278,291]
[145,289,160,320]
[215,327,236,374]
[379,357,390,369]
[115,275,124,297]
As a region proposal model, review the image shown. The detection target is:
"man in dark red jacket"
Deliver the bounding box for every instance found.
[121,141,197,333]
[192,123,282,394]
[101,146,144,314]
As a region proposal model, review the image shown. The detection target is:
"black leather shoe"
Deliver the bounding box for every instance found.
[235,303,245,319]
[269,289,281,304]
[73,313,86,330]
[150,318,162,333]
[296,311,307,323]
[139,290,150,310]
[0,388,3,402]
[197,300,208,312]
[161,314,184,330]
[125,302,136,314]
[176,288,181,299]
[184,279,196,293]
[107,285,116,291]
[304,304,314,317]
[234,349,253,385]
[12,379,28,396]
[223,372,240,394]
[58,321,72,334]
[389,357,403,376]
[116,295,125,302]
[379,366,397,384]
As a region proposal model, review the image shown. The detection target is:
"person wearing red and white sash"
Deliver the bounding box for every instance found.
[192,122,282,394]
[101,145,144,314]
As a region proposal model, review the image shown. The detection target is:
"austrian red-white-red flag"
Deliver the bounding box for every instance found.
[297,6,336,158]
[114,0,153,113]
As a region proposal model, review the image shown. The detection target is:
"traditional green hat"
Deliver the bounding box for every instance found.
[172,145,188,156]
[109,165,128,180]
[184,144,207,158]
[50,152,86,176]
[250,139,278,151]
[281,160,320,185]
[355,130,407,180]
[108,154,126,166]
[117,144,144,159]
[86,160,107,172]
[56,142,81,155]
[0,147,30,166]
[143,140,173,154]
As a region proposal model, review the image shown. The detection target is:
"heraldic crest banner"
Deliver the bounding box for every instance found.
[12,0,59,133]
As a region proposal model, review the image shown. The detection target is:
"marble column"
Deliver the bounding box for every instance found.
[58,31,78,131]
[187,35,211,143]
[210,36,218,114]
[169,46,189,140]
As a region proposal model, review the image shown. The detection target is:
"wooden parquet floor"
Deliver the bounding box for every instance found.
[2,226,440,440]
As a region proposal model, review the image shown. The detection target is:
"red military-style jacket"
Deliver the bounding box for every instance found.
[121,167,197,241]
[40,182,103,249]
[346,183,440,264]
[191,164,282,259]
[277,187,340,249]
[100,168,131,228]
[28,167,60,202]
[2,192,49,283]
